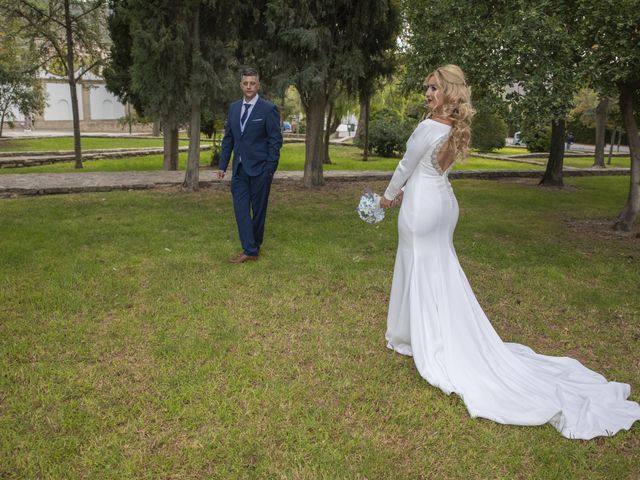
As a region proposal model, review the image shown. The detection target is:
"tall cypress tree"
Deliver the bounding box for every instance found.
[245,0,402,187]
[126,0,237,186]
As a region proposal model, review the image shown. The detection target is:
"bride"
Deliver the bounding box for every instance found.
[378,64,640,439]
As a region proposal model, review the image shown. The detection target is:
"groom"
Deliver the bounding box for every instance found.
[218,68,283,263]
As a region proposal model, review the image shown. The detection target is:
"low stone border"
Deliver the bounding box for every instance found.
[0,167,630,198]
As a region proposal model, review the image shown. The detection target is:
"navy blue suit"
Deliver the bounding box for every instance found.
[220,97,283,256]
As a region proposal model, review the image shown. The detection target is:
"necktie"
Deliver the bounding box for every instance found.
[240,103,251,130]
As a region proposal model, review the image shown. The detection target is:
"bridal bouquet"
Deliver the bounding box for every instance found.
[356,190,385,224]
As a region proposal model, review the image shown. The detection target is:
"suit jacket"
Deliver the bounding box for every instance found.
[219,97,283,176]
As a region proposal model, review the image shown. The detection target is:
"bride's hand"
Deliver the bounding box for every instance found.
[392,191,404,207]
[379,196,393,209]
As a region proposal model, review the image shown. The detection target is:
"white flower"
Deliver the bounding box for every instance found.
[356,191,385,224]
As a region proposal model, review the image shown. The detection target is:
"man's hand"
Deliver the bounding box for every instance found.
[217,170,225,179]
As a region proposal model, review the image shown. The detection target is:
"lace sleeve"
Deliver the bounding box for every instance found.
[383,122,438,200]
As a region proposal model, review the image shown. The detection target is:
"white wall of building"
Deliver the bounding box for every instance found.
[90,85,125,120]
[44,83,84,121]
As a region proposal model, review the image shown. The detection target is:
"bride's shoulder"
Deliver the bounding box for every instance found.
[413,119,449,140]
[423,118,453,128]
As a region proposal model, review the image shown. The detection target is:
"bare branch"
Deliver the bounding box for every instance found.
[75,59,102,81]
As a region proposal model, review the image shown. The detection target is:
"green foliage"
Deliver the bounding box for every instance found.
[0,0,109,80]
[125,0,239,129]
[522,124,552,153]
[404,0,581,125]
[0,17,45,135]
[576,0,640,94]
[368,108,411,157]
[242,0,402,183]
[471,111,507,152]
[104,0,146,115]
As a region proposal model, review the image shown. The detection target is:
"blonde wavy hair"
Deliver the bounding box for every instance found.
[426,64,475,162]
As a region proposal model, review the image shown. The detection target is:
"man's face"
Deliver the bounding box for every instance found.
[240,75,260,101]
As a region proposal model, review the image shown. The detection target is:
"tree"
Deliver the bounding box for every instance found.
[251,0,402,187]
[353,11,399,161]
[1,0,109,168]
[404,0,582,186]
[323,87,356,164]
[568,88,620,168]
[578,0,640,230]
[103,0,151,124]
[0,18,45,137]
[125,0,238,189]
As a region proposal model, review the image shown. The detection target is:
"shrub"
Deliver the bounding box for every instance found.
[471,111,507,152]
[522,124,552,152]
[368,108,411,157]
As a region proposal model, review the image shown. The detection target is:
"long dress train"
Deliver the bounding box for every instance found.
[383,119,640,440]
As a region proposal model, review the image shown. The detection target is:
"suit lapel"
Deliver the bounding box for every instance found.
[234,101,243,136]
[241,98,261,137]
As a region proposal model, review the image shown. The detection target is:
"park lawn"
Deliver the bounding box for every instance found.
[0,176,638,479]
[0,136,194,152]
[278,143,538,171]
[562,156,631,169]
[0,143,539,175]
[0,152,209,174]
[479,146,531,156]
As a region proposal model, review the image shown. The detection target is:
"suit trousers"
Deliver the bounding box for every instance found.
[231,162,273,256]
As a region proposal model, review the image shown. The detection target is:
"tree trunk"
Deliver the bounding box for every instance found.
[354,96,366,142]
[0,109,5,137]
[593,97,609,168]
[363,96,370,161]
[152,120,161,137]
[163,125,179,170]
[210,123,220,168]
[607,128,617,165]
[127,103,132,135]
[322,101,342,165]
[183,8,201,192]
[170,128,178,169]
[613,83,640,231]
[183,101,201,191]
[323,101,333,165]
[64,0,82,169]
[617,129,622,152]
[539,118,565,187]
[303,93,327,187]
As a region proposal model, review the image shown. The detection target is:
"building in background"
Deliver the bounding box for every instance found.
[7,71,151,134]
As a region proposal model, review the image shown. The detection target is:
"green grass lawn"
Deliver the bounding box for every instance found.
[0,143,541,175]
[0,153,204,174]
[0,176,638,478]
[0,136,195,152]
[280,144,540,171]
[480,146,531,156]
[562,156,631,169]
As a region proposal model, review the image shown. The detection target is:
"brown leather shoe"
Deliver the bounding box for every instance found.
[229,253,258,264]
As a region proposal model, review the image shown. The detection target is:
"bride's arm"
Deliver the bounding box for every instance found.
[383,121,435,200]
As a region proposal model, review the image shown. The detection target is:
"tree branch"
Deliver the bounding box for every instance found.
[73,1,104,21]
[75,59,102,81]
[13,0,66,29]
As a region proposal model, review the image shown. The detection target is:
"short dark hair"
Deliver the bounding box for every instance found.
[241,67,259,79]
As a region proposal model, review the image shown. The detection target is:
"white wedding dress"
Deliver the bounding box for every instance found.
[383,119,640,440]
